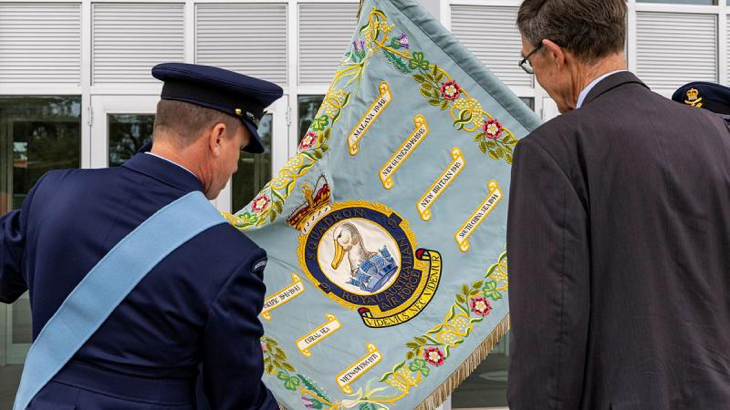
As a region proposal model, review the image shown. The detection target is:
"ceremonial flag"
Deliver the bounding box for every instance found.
[225,0,541,407]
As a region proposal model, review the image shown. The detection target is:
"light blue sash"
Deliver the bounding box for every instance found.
[13,191,225,410]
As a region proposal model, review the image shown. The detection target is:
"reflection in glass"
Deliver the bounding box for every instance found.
[108,114,155,167]
[451,333,510,408]
[520,97,535,112]
[0,96,81,346]
[1,96,81,214]
[232,114,272,212]
[298,95,325,142]
[12,297,32,344]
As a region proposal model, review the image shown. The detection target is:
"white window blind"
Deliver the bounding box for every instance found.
[450,5,532,88]
[636,12,717,92]
[92,3,185,84]
[0,3,81,84]
[298,3,359,85]
[196,3,288,87]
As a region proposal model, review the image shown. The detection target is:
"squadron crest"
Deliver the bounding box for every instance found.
[290,177,442,328]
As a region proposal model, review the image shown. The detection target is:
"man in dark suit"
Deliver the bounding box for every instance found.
[507,0,730,409]
[0,63,282,409]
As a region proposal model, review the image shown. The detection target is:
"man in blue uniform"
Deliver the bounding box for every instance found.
[0,63,282,409]
[672,81,730,125]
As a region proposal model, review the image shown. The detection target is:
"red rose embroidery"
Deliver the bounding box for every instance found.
[440,80,461,101]
[251,194,271,213]
[483,118,503,140]
[423,347,445,366]
[470,296,492,316]
[299,131,317,151]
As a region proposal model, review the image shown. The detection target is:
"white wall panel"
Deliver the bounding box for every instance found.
[450,5,532,88]
[196,3,288,86]
[636,12,717,92]
[92,3,185,84]
[0,3,81,84]
[298,3,358,85]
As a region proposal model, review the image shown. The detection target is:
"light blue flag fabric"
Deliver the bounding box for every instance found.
[223,0,541,407]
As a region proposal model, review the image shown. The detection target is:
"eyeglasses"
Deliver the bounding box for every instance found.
[518,43,543,75]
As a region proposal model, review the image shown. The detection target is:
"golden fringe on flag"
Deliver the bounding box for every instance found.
[278,317,509,410]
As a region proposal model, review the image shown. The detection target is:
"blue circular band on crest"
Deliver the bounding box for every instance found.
[303,206,422,312]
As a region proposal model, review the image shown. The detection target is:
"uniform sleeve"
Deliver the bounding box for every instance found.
[202,247,278,410]
[506,138,590,410]
[0,173,48,303]
[0,209,27,303]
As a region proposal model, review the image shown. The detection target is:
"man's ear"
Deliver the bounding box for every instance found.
[207,123,227,158]
[542,39,566,68]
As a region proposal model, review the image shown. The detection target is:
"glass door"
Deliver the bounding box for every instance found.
[0,96,82,364]
[90,95,158,170]
[219,96,289,214]
[91,95,290,214]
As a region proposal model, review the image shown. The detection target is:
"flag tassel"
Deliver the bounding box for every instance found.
[415,314,511,410]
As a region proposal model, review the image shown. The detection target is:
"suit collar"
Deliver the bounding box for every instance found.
[582,71,649,107]
[123,152,204,194]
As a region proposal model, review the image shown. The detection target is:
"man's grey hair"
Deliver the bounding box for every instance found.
[517,0,627,63]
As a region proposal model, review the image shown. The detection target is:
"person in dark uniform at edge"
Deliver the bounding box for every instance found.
[507,0,730,409]
[0,63,282,409]
[672,81,730,125]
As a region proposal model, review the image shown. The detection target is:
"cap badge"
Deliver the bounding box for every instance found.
[246,111,261,128]
[685,88,703,108]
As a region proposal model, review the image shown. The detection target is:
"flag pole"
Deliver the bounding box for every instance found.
[357,0,365,20]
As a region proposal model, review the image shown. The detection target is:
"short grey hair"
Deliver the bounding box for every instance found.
[517,0,627,63]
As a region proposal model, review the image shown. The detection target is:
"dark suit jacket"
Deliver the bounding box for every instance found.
[507,72,730,410]
[0,153,278,409]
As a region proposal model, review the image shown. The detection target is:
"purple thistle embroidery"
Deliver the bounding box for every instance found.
[353,39,365,51]
[397,33,409,49]
[301,397,317,408]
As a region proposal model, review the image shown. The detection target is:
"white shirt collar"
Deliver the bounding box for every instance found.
[144,152,197,178]
[576,70,626,109]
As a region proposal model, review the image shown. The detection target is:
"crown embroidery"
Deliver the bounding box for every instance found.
[685,88,703,108]
[286,175,332,233]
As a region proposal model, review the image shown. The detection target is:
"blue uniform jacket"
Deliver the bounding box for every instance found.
[0,153,277,409]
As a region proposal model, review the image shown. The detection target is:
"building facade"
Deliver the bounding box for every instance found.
[1,0,728,408]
